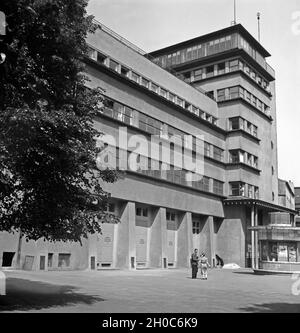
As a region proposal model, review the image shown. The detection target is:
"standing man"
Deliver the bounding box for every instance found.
[190,249,199,279]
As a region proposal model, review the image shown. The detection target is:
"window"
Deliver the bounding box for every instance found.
[217,89,226,101]
[191,106,199,116]
[88,47,97,61]
[229,86,239,99]
[229,117,240,130]
[253,157,258,168]
[160,88,167,98]
[194,68,203,80]
[136,208,142,216]
[58,254,71,268]
[97,52,106,64]
[142,208,148,217]
[217,62,225,74]
[131,72,140,83]
[192,221,201,234]
[169,92,176,103]
[230,182,245,196]
[121,65,129,77]
[206,65,214,78]
[176,97,184,107]
[213,146,224,161]
[271,141,274,149]
[166,211,176,221]
[246,122,252,133]
[262,242,298,263]
[229,150,239,163]
[48,253,53,268]
[109,59,119,72]
[229,59,239,72]
[151,82,159,93]
[253,125,258,137]
[1,252,15,267]
[213,179,224,195]
[248,185,254,198]
[204,142,211,157]
[245,90,251,102]
[141,77,149,88]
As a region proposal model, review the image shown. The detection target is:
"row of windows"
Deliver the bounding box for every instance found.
[229,182,259,199]
[217,86,270,117]
[184,58,270,94]
[229,149,258,169]
[239,36,267,71]
[261,241,298,263]
[152,34,238,68]
[102,97,225,163]
[228,117,258,138]
[109,147,224,196]
[87,46,218,126]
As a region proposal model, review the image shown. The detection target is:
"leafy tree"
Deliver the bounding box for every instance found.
[0,0,119,243]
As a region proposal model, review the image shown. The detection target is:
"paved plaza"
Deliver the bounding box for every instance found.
[1,268,300,313]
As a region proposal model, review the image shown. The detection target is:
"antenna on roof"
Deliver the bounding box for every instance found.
[231,0,237,26]
[257,12,261,42]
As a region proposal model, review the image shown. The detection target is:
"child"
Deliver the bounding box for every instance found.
[199,253,210,280]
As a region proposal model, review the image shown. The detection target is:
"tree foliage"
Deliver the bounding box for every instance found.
[0,0,119,242]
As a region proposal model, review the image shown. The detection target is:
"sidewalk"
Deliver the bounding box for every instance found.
[1,268,300,313]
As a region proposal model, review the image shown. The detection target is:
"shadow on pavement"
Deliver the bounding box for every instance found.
[232,271,256,275]
[240,303,300,313]
[0,277,105,311]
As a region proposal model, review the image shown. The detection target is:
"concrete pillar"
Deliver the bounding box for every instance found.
[251,205,255,269]
[116,201,136,269]
[207,216,215,267]
[177,212,193,267]
[149,207,167,268]
[254,206,259,269]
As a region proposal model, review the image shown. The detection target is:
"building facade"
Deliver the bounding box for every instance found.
[0,21,296,272]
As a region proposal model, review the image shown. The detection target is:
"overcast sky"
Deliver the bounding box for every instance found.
[87,0,300,186]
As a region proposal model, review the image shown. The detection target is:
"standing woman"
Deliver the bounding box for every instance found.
[199,253,210,280]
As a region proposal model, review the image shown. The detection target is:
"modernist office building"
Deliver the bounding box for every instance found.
[0,21,297,272]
